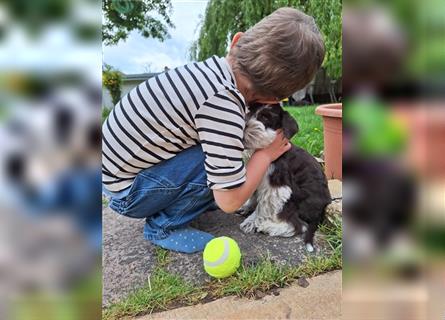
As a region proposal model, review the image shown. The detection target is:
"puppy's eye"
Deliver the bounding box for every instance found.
[258,114,270,122]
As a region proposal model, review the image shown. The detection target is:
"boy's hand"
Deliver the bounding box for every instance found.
[213,130,290,213]
[257,130,291,162]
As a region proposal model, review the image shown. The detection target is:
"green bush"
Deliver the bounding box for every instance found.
[103,64,122,106]
[102,107,111,123]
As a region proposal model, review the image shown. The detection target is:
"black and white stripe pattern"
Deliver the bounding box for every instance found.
[102,56,247,192]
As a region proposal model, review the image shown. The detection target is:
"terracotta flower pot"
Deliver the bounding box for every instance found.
[315,103,343,180]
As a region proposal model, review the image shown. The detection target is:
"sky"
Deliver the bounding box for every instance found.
[103,0,209,75]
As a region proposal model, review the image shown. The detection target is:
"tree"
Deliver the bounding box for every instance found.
[305,0,342,80]
[103,0,174,46]
[190,0,342,80]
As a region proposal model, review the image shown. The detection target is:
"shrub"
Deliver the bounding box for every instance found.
[103,64,122,106]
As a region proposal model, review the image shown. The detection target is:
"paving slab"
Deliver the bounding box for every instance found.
[102,209,157,307]
[328,179,342,199]
[138,270,342,320]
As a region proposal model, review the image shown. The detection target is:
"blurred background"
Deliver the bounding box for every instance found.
[0,0,102,319]
[343,0,445,319]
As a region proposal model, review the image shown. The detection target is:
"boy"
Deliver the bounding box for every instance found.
[103,7,325,253]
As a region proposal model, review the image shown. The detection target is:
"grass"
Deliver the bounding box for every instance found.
[102,195,110,207]
[319,214,342,260]
[103,248,204,319]
[103,216,342,320]
[284,105,324,157]
[103,268,204,319]
[154,247,170,268]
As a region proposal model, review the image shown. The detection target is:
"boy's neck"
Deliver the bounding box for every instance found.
[225,55,251,103]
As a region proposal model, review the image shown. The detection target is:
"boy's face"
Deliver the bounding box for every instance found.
[228,32,282,105]
[234,71,280,105]
[250,93,281,105]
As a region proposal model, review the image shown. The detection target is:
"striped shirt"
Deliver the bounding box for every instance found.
[102,56,247,192]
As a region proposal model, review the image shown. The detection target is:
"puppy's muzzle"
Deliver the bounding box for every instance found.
[243,118,276,150]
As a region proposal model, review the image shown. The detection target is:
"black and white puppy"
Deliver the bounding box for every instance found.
[239,104,331,252]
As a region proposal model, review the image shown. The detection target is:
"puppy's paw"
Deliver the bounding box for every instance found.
[305,243,314,253]
[236,199,256,216]
[240,216,256,234]
[236,207,254,216]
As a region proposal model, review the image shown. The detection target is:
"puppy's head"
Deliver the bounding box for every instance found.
[244,104,299,149]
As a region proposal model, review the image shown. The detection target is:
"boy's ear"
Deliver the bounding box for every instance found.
[230,32,244,49]
[282,110,299,139]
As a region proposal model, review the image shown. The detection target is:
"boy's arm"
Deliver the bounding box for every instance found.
[213,131,290,213]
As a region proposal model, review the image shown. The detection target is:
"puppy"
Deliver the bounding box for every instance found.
[239,104,331,252]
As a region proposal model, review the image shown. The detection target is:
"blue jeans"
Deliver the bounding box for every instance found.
[108,145,215,240]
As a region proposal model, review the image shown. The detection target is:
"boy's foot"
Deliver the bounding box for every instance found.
[148,227,214,254]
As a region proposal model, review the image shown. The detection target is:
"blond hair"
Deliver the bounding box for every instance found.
[230,7,325,99]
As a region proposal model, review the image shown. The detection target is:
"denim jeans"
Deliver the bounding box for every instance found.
[108,145,215,240]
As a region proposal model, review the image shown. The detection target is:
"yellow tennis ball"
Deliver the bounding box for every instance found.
[203,236,241,278]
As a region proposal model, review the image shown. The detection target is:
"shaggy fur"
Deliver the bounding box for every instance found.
[239,104,331,251]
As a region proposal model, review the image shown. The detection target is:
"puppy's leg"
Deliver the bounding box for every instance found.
[255,190,295,237]
[278,200,308,235]
[303,221,320,252]
[240,211,257,234]
[298,206,324,252]
[256,219,295,237]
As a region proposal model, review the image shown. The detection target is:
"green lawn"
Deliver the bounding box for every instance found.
[284,105,324,157]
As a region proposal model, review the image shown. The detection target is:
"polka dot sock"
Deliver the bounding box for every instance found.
[149,227,214,254]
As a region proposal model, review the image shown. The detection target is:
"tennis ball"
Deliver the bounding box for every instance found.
[203,236,241,278]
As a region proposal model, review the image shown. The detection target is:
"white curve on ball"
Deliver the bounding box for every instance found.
[204,238,230,267]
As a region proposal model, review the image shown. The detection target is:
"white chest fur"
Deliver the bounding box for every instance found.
[253,165,296,237]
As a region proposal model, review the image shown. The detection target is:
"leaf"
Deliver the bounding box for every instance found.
[103,0,173,45]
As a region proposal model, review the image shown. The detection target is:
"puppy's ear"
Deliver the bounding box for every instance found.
[282,111,299,139]
[248,102,265,114]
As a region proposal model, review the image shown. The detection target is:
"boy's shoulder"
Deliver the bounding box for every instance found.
[185,56,239,92]
[181,56,246,112]
[203,90,246,116]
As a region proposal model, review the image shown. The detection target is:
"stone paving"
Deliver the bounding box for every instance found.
[102,180,342,307]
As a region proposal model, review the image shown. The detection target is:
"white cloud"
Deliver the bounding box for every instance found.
[103,1,208,74]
